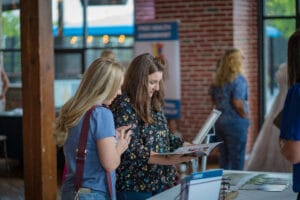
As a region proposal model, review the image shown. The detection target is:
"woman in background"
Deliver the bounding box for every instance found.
[246,63,291,172]
[210,48,250,170]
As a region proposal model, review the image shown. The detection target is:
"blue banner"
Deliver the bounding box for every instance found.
[135,22,178,41]
[134,21,181,119]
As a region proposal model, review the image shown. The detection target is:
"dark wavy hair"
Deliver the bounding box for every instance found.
[122,53,166,123]
[287,29,300,87]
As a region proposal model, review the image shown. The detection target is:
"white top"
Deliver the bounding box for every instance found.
[245,63,291,172]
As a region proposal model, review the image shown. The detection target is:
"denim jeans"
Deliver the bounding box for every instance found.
[61,190,110,200]
[216,123,248,170]
[117,190,163,200]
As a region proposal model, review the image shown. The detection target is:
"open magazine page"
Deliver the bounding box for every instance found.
[156,142,222,156]
[223,170,291,192]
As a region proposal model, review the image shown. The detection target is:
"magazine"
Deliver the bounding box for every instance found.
[240,173,290,192]
[223,171,290,192]
[155,142,222,157]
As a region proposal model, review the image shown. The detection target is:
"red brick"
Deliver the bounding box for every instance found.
[135,0,258,154]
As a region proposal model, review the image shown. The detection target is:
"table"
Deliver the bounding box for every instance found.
[0,110,23,162]
[147,170,298,200]
[0,109,65,170]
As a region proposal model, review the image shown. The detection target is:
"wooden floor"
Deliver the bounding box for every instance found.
[0,157,219,200]
[0,159,62,200]
[0,159,24,200]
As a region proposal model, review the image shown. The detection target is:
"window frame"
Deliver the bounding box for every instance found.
[258,0,300,127]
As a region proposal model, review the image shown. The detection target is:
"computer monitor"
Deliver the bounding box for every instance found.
[192,109,221,145]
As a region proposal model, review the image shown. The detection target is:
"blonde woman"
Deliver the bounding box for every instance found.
[55,58,132,200]
[210,48,250,170]
[100,49,115,60]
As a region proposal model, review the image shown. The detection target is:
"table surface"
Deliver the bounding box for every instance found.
[0,109,23,117]
[147,170,298,200]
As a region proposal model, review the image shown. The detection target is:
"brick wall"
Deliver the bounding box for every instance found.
[135,0,258,153]
[135,0,155,23]
[233,0,258,152]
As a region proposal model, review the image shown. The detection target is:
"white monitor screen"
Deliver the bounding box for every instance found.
[192,109,221,144]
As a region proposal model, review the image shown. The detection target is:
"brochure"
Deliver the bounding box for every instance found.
[155,142,222,157]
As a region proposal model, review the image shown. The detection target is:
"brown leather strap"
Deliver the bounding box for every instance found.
[106,172,113,199]
[75,106,97,192]
[74,105,114,199]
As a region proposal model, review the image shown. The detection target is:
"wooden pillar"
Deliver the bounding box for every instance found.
[20,0,57,199]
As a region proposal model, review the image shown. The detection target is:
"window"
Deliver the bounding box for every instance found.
[1,0,134,109]
[259,0,298,121]
[1,9,21,83]
[1,0,134,83]
[51,0,134,108]
[52,0,134,79]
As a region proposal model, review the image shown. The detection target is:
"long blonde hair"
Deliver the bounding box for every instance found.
[54,58,124,146]
[213,48,244,86]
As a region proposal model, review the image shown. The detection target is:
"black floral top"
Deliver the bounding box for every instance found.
[110,93,183,193]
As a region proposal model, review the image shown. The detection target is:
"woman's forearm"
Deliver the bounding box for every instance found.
[236,107,248,118]
[148,153,174,165]
[280,139,300,164]
[232,99,248,118]
[148,152,195,165]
